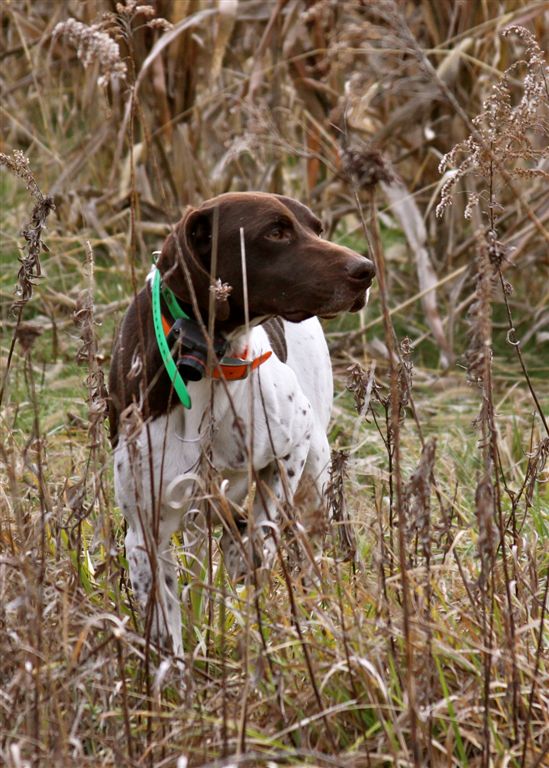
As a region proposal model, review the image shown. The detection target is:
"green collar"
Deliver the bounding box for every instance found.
[151,267,192,409]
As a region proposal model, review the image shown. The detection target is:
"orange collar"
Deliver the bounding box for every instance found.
[161,314,271,381]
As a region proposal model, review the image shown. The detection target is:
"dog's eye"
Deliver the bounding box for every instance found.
[265,225,291,242]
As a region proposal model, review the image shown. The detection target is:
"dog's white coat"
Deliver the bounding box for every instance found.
[114,318,333,658]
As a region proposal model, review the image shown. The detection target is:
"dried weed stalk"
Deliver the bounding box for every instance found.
[404,438,436,564]
[404,437,436,760]
[0,150,54,408]
[357,176,421,765]
[69,242,111,584]
[435,25,549,763]
[73,242,108,455]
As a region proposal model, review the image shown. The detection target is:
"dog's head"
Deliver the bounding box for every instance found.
[157,192,375,331]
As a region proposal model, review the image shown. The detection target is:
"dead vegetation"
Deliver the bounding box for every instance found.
[1,1,548,767]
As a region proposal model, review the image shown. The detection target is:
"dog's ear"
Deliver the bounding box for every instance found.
[186,209,212,259]
[157,207,229,322]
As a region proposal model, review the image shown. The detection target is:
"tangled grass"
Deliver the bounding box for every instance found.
[1,1,548,766]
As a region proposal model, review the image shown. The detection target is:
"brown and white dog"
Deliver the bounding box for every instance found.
[109,192,374,660]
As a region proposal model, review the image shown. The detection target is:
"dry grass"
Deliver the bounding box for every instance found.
[1,1,548,767]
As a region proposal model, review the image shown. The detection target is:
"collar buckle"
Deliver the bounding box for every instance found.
[212,351,272,381]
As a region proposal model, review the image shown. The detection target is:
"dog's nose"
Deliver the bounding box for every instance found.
[348,257,375,284]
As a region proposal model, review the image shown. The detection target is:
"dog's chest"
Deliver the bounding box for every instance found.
[113,320,332,518]
[161,365,314,476]
[115,321,331,525]
[112,370,312,516]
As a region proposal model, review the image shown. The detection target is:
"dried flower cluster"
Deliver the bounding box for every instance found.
[74,289,98,366]
[436,26,549,218]
[53,2,172,87]
[346,362,372,414]
[0,150,54,311]
[404,438,436,557]
[14,322,43,354]
[341,147,395,190]
[106,1,173,41]
[397,337,413,418]
[53,18,127,87]
[116,0,155,17]
[326,449,355,560]
[210,278,233,303]
[0,149,42,201]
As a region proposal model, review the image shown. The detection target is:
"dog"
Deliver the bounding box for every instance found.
[108,192,375,659]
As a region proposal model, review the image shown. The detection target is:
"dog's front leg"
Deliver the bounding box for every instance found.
[116,454,183,657]
[115,413,189,661]
[125,521,184,660]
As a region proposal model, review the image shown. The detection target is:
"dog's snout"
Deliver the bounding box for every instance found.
[347,257,375,284]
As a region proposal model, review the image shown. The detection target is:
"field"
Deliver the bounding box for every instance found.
[1,1,548,766]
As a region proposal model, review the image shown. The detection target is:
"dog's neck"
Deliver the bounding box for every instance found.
[147,265,276,414]
[147,263,271,356]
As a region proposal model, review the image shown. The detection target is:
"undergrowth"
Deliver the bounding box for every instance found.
[1,2,548,767]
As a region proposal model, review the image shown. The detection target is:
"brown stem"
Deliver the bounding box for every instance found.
[364,187,420,766]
